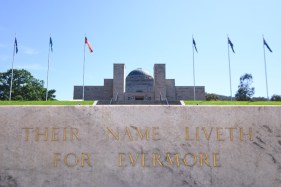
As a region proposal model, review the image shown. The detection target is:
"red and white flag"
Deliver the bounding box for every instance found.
[85,37,93,53]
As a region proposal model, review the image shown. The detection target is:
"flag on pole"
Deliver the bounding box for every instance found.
[50,37,53,52]
[15,38,18,53]
[85,37,93,53]
[193,37,198,53]
[263,38,272,53]
[228,37,235,53]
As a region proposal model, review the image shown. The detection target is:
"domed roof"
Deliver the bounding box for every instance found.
[126,68,153,80]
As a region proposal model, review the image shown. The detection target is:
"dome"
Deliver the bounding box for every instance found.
[126,68,154,93]
[126,68,153,80]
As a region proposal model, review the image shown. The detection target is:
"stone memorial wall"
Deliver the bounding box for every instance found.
[0,106,280,187]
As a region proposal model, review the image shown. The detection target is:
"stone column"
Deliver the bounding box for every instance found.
[154,64,166,101]
[113,64,125,101]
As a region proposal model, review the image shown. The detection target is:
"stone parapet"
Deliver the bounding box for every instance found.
[0,106,280,186]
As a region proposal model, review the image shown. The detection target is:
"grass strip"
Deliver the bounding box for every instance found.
[0,100,94,105]
[184,100,281,105]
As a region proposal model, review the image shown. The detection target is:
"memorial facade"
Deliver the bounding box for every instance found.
[73,64,205,101]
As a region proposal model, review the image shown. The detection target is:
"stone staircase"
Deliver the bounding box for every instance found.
[96,100,183,105]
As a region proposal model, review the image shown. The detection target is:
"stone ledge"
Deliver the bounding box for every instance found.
[0,106,280,187]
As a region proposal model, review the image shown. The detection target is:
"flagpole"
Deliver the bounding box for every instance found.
[9,35,16,101]
[263,35,269,100]
[192,35,196,101]
[46,34,51,101]
[227,35,233,101]
[83,35,86,100]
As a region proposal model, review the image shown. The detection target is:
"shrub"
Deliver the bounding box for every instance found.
[252,97,268,101]
[206,93,218,101]
[271,95,281,101]
[15,95,23,101]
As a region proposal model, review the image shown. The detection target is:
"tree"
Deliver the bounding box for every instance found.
[0,69,56,100]
[235,73,255,101]
[206,93,219,101]
[271,94,281,101]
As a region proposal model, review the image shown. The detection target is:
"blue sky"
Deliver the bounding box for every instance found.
[0,0,280,100]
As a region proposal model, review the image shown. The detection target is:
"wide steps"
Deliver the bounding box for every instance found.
[96,100,182,105]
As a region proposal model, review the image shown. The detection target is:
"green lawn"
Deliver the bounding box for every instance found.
[1,100,280,106]
[0,100,94,105]
[184,100,281,105]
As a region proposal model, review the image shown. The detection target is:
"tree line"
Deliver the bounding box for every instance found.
[0,69,56,101]
[206,73,280,101]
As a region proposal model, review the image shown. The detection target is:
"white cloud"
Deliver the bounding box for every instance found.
[15,63,46,71]
[21,46,39,55]
[0,44,39,57]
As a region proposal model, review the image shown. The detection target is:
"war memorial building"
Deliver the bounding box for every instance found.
[73,64,205,103]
